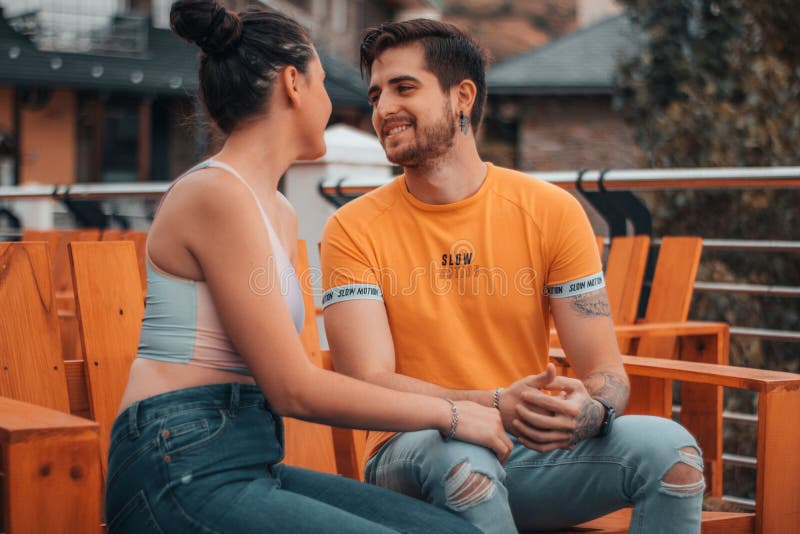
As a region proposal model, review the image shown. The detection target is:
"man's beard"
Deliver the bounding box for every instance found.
[386,101,457,168]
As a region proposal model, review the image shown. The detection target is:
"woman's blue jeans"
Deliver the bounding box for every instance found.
[106,383,480,533]
[365,415,705,533]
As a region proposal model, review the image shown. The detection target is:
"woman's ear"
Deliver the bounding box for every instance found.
[281,65,302,108]
[454,78,477,118]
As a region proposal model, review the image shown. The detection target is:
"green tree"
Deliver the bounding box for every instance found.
[616,0,800,505]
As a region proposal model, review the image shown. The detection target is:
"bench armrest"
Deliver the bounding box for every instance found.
[613,321,729,340]
[0,397,102,533]
[550,349,800,532]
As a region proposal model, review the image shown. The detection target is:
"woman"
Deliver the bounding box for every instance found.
[105,1,512,532]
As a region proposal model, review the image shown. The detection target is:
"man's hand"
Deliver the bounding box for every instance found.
[506,365,605,452]
[496,364,558,434]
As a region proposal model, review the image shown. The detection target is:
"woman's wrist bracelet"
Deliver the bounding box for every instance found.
[443,399,458,441]
[492,388,504,410]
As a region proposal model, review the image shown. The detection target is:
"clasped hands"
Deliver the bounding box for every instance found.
[497,363,603,452]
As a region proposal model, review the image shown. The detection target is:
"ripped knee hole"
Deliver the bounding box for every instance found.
[660,446,705,495]
[444,461,496,510]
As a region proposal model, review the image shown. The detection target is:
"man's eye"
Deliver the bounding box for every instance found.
[398,85,413,93]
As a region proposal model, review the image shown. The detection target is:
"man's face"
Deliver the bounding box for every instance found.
[367,44,457,168]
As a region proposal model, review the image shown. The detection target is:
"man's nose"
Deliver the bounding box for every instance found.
[375,93,398,118]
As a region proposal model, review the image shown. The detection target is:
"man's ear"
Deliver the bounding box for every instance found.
[281,65,302,108]
[454,79,477,117]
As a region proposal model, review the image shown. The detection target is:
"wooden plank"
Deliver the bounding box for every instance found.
[4,419,101,534]
[48,229,100,295]
[319,350,367,481]
[637,236,703,357]
[680,333,727,496]
[64,359,90,416]
[628,237,703,423]
[100,229,123,241]
[756,388,800,534]
[297,240,322,367]
[0,396,97,443]
[120,230,147,293]
[605,235,650,329]
[550,350,800,393]
[0,243,71,412]
[58,308,82,360]
[615,321,729,338]
[69,241,144,477]
[282,240,338,475]
[554,509,753,533]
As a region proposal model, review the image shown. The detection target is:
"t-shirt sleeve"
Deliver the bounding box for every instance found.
[320,215,384,309]
[545,195,605,299]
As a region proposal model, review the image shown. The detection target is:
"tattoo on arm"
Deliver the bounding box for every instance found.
[584,371,630,414]
[572,398,603,443]
[569,291,611,318]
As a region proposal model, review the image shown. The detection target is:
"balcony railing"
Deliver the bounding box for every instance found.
[2,166,799,509]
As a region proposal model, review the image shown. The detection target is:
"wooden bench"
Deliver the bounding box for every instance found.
[0,242,102,533]
[2,240,798,533]
[555,235,728,494]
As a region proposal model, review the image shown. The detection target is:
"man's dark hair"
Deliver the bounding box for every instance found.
[171,0,313,134]
[360,19,491,132]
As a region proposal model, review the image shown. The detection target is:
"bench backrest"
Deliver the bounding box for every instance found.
[637,236,703,356]
[0,242,71,412]
[69,241,144,475]
[604,235,650,328]
[626,236,704,418]
[281,240,339,474]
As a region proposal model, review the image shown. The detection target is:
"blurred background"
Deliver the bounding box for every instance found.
[0,0,798,508]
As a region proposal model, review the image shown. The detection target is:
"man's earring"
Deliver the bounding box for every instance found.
[459,111,469,135]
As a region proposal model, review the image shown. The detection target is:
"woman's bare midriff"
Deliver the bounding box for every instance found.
[117,358,257,415]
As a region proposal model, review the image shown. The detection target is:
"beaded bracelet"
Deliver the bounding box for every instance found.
[492,388,504,410]
[444,399,458,441]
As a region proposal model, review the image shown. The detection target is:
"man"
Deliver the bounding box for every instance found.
[321,19,704,533]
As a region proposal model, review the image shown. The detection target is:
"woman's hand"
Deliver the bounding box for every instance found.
[447,400,514,464]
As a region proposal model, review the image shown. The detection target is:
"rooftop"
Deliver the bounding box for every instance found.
[0,11,366,107]
[487,14,641,95]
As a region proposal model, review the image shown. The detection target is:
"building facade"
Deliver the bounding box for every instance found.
[483,13,644,171]
[0,0,442,186]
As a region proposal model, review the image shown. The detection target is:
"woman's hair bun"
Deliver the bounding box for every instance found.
[170,0,243,56]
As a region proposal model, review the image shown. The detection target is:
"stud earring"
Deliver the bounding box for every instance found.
[459,111,469,135]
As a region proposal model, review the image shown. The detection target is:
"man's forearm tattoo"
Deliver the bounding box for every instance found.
[584,371,630,413]
[569,291,611,318]
[572,398,603,443]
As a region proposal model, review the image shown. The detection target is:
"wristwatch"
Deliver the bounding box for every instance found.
[593,397,616,437]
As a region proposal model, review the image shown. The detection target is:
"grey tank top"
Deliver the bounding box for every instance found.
[136,160,305,375]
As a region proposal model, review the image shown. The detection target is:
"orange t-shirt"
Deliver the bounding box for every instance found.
[320,163,603,458]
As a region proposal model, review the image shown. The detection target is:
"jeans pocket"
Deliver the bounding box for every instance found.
[161,408,228,456]
[108,490,163,534]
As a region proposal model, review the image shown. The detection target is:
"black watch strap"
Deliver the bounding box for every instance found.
[593,397,615,437]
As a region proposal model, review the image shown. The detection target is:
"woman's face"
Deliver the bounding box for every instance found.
[296,51,332,160]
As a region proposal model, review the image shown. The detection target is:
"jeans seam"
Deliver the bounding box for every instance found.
[107,438,159,489]
[506,455,636,470]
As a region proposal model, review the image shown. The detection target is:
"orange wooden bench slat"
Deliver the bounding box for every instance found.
[637,236,704,356]
[120,230,148,293]
[69,241,145,476]
[281,240,339,475]
[0,242,71,412]
[605,235,650,332]
[100,229,123,241]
